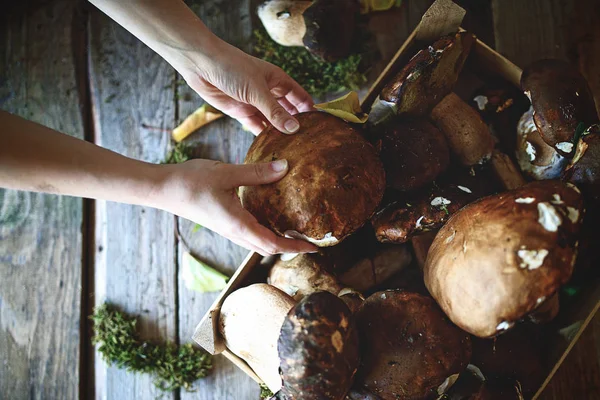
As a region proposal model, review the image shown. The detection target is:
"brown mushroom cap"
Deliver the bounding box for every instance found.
[380,32,475,117]
[515,106,567,180]
[276,291,360,400]
[355,291,472,400]
[377,119,450,191]
[424,180,584,338]
[240,112,385,247]
[521,59,598,156]
[301,0,359,62]
[468,380,525,400]
[372,165,497,243]
[269,254,343,300]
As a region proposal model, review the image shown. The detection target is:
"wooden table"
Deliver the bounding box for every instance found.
[1,0,599,399]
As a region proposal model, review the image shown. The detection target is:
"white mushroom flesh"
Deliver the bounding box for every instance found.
[537,202,562,232]
[556,142,574,153]
[457,185,472,193]
[473,95,488,111]
[431,197,451,207]
[284,230,338,246]
[515,197,535,204]
[517,248,549,270]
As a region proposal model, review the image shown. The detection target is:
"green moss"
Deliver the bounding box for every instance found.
[163,142,195,164]
[91,303,212,391]
[259,383,274,399]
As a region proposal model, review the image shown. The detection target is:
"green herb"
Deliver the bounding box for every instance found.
[192,223,202,233]
[163,142,195,164]
[572,122,587,144]
[260,383,274,399]
[92,303,212,391]
[253,29,368,97]
[440,204,450,215]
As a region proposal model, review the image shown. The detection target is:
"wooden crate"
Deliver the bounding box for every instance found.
[193,1,600,398]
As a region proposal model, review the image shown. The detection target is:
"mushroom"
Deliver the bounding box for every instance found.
[564,126,600,202]
[240,112,385,247]
[257,0,359,62]
[376,119,450,191]
[521,59,598,158]
[515,106,567,180]
[379,31,475,117]
[268,253,343,300]
[467,380,525,400]
[276,291,360,399]
[411,230,437,269]
[430,92,495,166]
[424,180,584,338]
[220,284,360,397]
[354,291,472,400]
[257,0,312,46]
[371,165,498,243]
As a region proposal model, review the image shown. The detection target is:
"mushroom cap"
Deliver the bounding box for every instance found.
[240,112,385,247]
[521,59,598,157]
[468,380,525,400]
[269,253,343,300]
[564,128,600,202]
[371,165,497,243]
[257,0,312,47]
[380,32,475,116]
[219,284,296,392]
[377,119,450,191]
[276,291,360,400]
[355,291,472,400]
[301,0,359,62]
[424,180,584,338]
[515,106,567,180]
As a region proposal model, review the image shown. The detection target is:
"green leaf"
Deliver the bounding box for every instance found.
[192,223,202,233]
[181,252,229,293]
[260,383,274,399]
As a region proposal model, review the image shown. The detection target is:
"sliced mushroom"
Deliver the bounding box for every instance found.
[257,0,312,47]
[521,59,598,157]
[240,112,385,247]
[268,253,343,300]
[424,180,584,337]
[380,32,475,117]
[430,92,495,166]
[376,119,450,191]
[516,106,567,180]
[219,284,295,392]
[276,291,360,399]
[371,166,497,243]
[257,0,358,62]
[355,291,472,400]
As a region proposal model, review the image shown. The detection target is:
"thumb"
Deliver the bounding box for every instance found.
[226,159,289,187]
[252,85,300,134]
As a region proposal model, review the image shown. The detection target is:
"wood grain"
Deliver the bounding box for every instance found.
[176,1,260,399]
[492,1,600,398]
[88,7,178,400]
[0,1,84,398]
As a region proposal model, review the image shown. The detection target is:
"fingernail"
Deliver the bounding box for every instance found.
[284,119,299,133]
[270,159,288,172]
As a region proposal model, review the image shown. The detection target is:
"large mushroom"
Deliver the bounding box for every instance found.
[257,0,359,61]
[379,32,475,117]
[219,284,359,398]
[376,119,450,192]
[424,180,584,338]
[240,112,385,247]
[354,291,472,400]
[520,59,598,158]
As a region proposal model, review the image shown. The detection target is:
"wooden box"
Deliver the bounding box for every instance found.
[193,1,600,398]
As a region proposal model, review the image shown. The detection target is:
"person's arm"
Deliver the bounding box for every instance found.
[89,0,314,135]
[0,111,317,255]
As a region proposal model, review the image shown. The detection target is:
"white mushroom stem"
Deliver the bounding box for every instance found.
[257,0,312,47]
[430,93,495,166]
[490,150,527,190]
[219,284,295,392]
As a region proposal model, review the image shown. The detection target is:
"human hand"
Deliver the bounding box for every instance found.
[179,42,314,135]
[157,158,318,256]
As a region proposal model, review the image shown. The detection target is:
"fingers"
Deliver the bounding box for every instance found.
[224,159,289,187]
[238,115,268,135]
[269,74,314,113]
[251,84,301,134]
[277,97,298,115]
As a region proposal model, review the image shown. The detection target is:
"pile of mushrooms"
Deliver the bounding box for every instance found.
[257,0,359,61]
[216,25,600,400]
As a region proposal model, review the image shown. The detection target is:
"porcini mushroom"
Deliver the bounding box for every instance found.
[379,32,475,117]
[377,119,450,191]
[220,285,360,397]
[424,180,584,338]
[354,291,472,400]
[240,112,386,247]
[521,59,598,158]
[430,92,495,166]
[257,0,359,62]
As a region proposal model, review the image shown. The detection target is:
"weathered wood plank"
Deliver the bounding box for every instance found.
[88,7,178,400]
[177,1,260,399]
[0,1,84,398]
[492,0,600,398]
